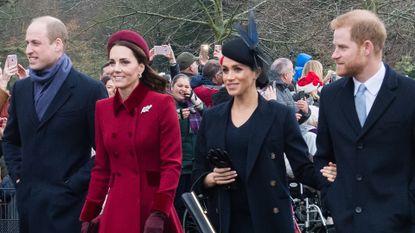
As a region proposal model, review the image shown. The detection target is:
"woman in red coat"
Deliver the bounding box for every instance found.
[80,30,183,233]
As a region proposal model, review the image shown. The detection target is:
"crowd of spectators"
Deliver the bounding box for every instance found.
[0,8,413,233]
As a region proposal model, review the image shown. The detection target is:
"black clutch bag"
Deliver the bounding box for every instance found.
[181,191,216,233]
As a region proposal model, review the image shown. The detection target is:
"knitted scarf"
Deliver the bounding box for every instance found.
[30,53,72,120]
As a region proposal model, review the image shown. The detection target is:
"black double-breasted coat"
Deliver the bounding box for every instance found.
[192,95,320,233]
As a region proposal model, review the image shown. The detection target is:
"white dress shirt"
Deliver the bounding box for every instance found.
[353,63,386,115]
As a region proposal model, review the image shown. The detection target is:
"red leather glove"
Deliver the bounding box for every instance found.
[143,211,166,233]
[81,215,101,233]
[81,222,89,233]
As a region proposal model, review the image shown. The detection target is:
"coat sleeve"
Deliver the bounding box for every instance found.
[2,83,22,183]
[282,106,322,189]
[66,82,108,194]
[170,64,180,79]
[151,95,182,215]
[191,110,210,194]
[313,87,335,193]
[80,99,110,222]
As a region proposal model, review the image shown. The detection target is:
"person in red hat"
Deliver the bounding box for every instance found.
[296,71,324,105]
[80,29,183,233]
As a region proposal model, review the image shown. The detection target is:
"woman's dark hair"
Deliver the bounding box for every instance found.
[171,73,190,86]
[111,40,167,93]
[101,76,111,85]
[202,60,222,81]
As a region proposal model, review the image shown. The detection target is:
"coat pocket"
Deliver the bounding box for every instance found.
[146,171,160,187]
[48,183,81,219]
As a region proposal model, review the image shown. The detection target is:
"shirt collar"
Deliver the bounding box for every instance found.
[113,82,150,116]
[353,62,385,96]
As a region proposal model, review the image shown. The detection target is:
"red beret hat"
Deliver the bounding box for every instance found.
[107,30,150,58]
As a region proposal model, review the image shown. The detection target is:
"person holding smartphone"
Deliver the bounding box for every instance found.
[170,73,205,223]
[2,55,28,83]
[261,58,311,124]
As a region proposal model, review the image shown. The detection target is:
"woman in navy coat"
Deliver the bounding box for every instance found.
[192,36,329,233]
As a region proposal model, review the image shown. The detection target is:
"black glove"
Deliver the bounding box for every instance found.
[207,148,237,190]
[207,148,233,169]
[143,211,166,233]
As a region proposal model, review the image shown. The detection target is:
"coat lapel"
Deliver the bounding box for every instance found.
[23,80,41,125]
[245,96,275,181]
[209,101,230,150]
[38,73,75,129]
[358,66,397,139]
[338,78,361,135]
[209,104,231,233]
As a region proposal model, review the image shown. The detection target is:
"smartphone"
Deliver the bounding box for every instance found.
[6,54,17,68]
[153,45,169,55]
[213,45,222,58]
[200,44,209,52]
[199,44,209,60]
[214,45,222,52]
[298,91,305,100]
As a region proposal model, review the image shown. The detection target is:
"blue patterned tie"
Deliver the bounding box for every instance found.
[355,84,367,126]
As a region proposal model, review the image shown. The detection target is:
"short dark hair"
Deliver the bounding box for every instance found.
[202,60,221,81]
[172,73,190,86]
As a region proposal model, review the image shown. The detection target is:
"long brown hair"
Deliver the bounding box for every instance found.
[110,40,167,93]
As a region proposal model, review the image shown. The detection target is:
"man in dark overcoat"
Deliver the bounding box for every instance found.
[2,16,107,233]
[314,9,415,233]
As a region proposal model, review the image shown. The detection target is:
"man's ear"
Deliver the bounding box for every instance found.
[191,63,199,73]
[54,38,64,52]
[362,40,374,56]
[280,72,288,83]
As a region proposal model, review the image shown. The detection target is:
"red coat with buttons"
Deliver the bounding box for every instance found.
[80,83,183,233]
